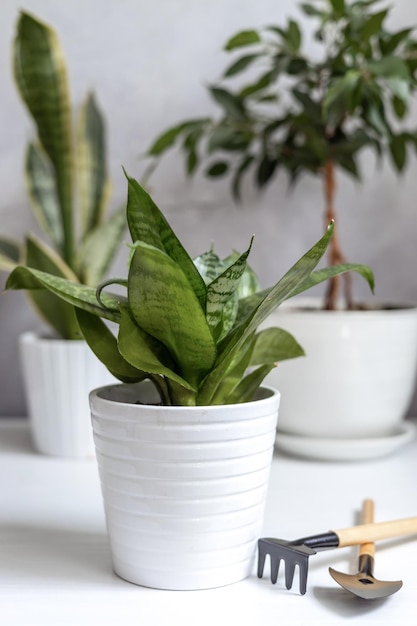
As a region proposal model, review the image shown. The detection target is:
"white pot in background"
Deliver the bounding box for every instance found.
[263,299,417,460]
[89,381,280,590]
[20,332,115,458]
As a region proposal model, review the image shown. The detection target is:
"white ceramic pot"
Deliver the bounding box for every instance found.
[89,381,280,590]
[20,332,115,457]
[264,299,417,441]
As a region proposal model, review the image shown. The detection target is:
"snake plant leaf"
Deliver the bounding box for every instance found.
[205,238,253,340]
[78,92,110,236]
[24,235,80,338]
[117,304,195,392]
[75,308,145,383]
[198,222,335,404]
[292,262,375,298]
[6,266,122,323]
[14,11,74,265]
[250,327,305,365]
[128,242,216,387]
[226,364,276,404]
[223,250,261,298]
[207,332,256,404]
[76,205,126,286]
[235,261,375,326]
[125,174,207,308]
[0,237,20,271]
[193,249,226,284]
[25,143,63,252]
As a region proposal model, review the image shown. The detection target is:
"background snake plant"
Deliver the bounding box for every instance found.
[0,11,126,339]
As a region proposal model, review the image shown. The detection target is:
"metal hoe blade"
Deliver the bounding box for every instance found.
[329,499,403,600]
[329,556,403,599]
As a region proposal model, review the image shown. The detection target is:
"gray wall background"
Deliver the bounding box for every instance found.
[1,0,417,416]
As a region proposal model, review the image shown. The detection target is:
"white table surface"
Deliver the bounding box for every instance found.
[1,418,416,626]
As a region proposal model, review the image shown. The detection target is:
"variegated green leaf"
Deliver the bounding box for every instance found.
[193,249,226,284]
[125,173,207,307]
[0,237,20,272]
[78,92,110,236]
[75,308,145,383]
[128,242,216,387]
[14,11,74,265]
[205,238,253,340]
[23,235,80,338]
[198,223,335,404]
[6,265,122,323]
[207,332,256,404]
[25,143,63,253]
[77,205,126,286]
[226,364,275,404]
[250,327,305,365]
[223,250,261,298]
[117,304,195,392]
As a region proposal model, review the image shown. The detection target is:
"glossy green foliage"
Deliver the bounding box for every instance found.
[0,12,125,338]
[6,174,374,405]
[146,0,417,194]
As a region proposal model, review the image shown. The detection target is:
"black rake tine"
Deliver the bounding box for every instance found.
[257,538,316,595]
[271,556,281,584]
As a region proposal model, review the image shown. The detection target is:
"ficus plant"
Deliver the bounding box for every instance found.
[145,0,417,310]
[0,12,126,339]
[6,174,374,406]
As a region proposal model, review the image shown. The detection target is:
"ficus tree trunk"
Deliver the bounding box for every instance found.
[323,160,353,310]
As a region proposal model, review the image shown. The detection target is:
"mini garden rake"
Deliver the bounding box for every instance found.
[258,514,417,595]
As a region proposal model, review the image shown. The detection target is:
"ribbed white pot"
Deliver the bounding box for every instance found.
[264,299,417,438]
[19,332,115,458]
[89,381,280,590]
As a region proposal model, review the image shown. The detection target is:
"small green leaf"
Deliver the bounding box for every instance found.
[368,56,410,80]
[329,0,345,16]
[147,120,208,156]
[256,155,278,187]
[287,20,302,52]
[209,87,246,119]
[207,126,250,152]
[223,53,260,78]
[392,95,407,118]
[206,162,229,177]
[360,10,388,41]
[224,30,261,51]
[389,134,407,171]
[232,155,255,200]
[300,3,324,17]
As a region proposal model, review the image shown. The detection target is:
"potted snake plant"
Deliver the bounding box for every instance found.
[144,0,417,458]
[0,12,125,457]
[5,172,373,589]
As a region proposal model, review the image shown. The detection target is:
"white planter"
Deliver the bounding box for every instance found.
[89,381,280,590]
[263,299,417,454]
[20,332,115,458]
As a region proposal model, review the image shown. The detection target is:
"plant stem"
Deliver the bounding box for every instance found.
[323,160,353,310]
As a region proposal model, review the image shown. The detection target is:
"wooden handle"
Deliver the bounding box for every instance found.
[359,498,375,558]
[335,515,417,547]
